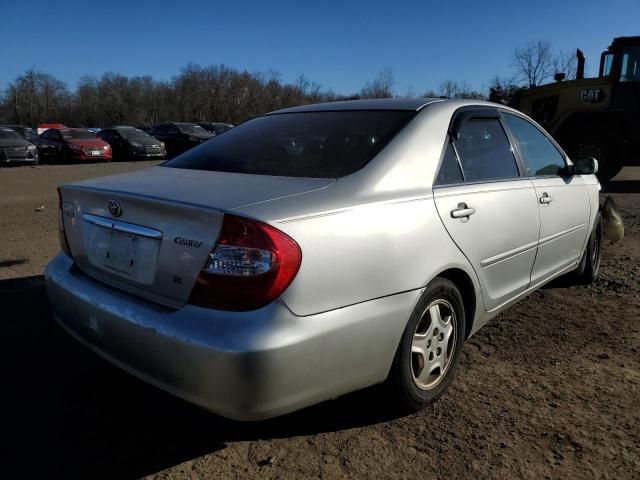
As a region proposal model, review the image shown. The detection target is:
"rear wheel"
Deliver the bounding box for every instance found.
[574,211,603,284]
[389,278,465,412]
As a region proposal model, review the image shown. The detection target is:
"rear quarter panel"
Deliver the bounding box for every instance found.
[264,196,480,318]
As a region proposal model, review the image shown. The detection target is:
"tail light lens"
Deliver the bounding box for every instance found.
[57,188,72,257]
[189,214,302,311]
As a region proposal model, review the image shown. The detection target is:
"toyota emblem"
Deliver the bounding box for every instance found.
[108,199,122,217]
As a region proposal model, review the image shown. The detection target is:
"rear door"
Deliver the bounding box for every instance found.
[433,108,540,311]
[502,112,591,283]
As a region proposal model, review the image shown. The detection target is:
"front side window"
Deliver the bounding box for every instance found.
[453,118,519,182]
[601,52,614,77]
[503,113,566,176]
[165,110,415,178]
[620,46,640,82]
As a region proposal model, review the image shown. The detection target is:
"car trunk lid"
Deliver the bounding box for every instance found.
[59,166,333,307]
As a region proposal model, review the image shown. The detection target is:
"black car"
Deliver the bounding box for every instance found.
[196,122,234,136]
[0,124,38,142]
[149,122,213,158]
[0,127,39,165]
[98,126,166,161]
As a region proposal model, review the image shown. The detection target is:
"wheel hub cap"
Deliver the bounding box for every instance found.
[411,300,457,390]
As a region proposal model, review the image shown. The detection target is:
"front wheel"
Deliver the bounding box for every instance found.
[389,278,466,412]
[573,211,603,284]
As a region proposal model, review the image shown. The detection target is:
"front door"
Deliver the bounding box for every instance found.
[501,112,591,284]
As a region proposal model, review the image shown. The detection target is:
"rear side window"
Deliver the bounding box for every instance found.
[453,118,519,182]
[164,111,415,178]
[503,113,566,176]
[435,143,463,185]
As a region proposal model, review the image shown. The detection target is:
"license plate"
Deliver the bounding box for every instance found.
[86,222,159,284]
[91,150,101,156]
[103,230,139,275]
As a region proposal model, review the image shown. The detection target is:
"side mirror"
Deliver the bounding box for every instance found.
[571,157,598,175]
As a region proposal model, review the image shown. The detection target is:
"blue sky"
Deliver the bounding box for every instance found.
[1,0,638,95]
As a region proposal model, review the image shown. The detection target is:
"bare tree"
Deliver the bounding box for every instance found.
[488,75,522,105]
[360,67,394,99]
[439,80,459,99]
[552,50,578,80]
[512,40,555,87]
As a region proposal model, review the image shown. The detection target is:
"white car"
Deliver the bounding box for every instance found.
[46,99,602,420]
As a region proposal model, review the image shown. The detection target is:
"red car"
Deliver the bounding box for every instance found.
[33,128,112,163]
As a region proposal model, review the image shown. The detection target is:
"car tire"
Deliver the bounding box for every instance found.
[573,211,603,284]
[389,277,466,412]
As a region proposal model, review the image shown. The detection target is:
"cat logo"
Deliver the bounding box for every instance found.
[579,89,605,103]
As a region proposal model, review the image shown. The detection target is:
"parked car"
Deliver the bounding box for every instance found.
[149,122,213,157]
[196,122,234,136]
[97,126,166,161]
[47,99,602,421]
[0,124,39,142]
[33,127,111,163]
[0,127,39,165]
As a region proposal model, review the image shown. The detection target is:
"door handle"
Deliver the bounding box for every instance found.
[451,203,476,219]
[539,192,553,204]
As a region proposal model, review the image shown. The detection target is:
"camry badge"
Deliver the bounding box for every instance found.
[108,199,122,217]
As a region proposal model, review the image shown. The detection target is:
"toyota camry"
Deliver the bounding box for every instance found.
[45,99,602,420]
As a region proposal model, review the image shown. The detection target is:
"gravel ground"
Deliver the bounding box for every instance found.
[1,162,638,479]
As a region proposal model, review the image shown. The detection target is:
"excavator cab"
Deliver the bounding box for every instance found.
[598,37,640,82]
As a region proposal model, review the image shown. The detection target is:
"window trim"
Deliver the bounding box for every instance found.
[433,106,526,187]
[498,109,570,179]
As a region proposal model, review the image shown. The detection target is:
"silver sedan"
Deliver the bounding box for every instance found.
[45,99,603,420]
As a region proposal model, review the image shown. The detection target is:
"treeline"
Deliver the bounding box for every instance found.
[0,64,346,127]
[0,39,577,128]
[0,64,488,128]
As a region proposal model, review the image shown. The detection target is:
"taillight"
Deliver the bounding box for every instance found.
[57,188,72,257]
[189,214,302,311]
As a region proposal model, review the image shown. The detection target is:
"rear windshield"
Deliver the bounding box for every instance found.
[62,129,96,139]
[177,124,211,136]
[164,110,415,178]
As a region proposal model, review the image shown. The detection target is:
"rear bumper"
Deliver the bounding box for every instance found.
[45,252,419,420]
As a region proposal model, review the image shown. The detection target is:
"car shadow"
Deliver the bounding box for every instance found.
[3,275,402,479]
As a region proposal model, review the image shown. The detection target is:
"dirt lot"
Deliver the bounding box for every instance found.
[1,162,639,479]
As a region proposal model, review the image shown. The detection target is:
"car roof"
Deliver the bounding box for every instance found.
[270,98,444,114]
